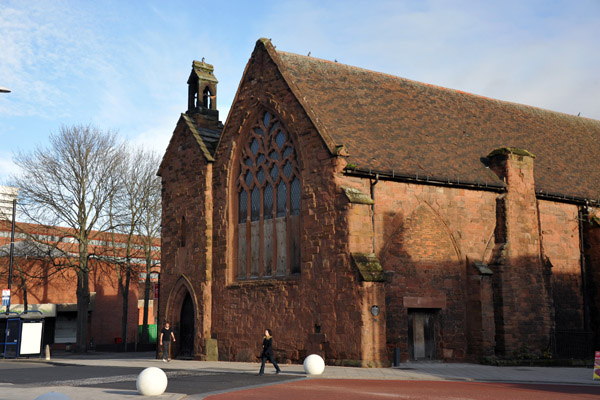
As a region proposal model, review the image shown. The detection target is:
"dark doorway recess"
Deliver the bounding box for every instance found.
[179,293,195,359]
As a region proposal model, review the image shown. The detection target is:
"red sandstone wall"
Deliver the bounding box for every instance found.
[585,207,600,348]
[159,44,594,365]
[340,177,499,362]
[208,43,365,365]
[158,119,213,357]
[538,201,584,330]
[488,152,553,356]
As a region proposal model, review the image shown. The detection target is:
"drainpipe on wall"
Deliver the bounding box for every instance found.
[370,174,379,254]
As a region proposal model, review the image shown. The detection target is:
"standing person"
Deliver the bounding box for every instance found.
[259,328,281,375]
[159,321,176,362]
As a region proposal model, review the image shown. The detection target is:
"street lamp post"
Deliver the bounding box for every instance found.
[153,269,161,360]
[1,87,13,313]
[7,199,16,313]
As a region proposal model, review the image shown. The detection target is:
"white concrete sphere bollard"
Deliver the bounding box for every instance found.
[136,367,168,396]
[303,354,325,375]
[34,393,72,400]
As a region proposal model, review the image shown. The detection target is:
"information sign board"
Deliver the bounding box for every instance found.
[2,289,10,307]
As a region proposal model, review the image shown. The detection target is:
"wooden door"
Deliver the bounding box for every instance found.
[408,310,435,360]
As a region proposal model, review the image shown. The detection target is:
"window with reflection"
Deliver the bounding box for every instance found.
[237,111,301,279]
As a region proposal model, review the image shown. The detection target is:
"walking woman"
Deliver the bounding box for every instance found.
[259,329,281,375]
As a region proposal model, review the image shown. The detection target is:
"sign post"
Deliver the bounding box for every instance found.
[594,351,600,380]
[2,289,10,308]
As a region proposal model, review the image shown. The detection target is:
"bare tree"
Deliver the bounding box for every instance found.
[101,147,161,350]
[13,124,126,352]
[135,152,162,345]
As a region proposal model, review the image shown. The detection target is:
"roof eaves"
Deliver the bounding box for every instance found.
[344,166,506,192]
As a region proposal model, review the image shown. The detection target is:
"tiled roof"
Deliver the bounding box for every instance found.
[261,40,600,202]
[181,113,220,160]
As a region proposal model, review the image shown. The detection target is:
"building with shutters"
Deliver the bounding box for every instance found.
[158,39,600,365]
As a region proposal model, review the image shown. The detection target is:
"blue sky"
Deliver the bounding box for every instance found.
[1,0,599,184]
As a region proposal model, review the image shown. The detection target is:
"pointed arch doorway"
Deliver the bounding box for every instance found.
[179,292,195,359]
[165,276,199,360]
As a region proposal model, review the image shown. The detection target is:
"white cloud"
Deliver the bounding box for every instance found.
[0,151,22,185]
[258,0,600,119]
[0,0,599,174]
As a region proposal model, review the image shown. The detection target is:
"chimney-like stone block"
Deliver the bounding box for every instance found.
[487,147,553,356]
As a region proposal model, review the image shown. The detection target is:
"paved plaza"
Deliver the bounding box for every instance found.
[0,352,598,399]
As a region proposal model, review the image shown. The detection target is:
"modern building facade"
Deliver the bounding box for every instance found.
[0,219,160,351]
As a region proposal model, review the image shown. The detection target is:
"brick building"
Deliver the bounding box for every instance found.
[0,220,160,351]
[158,39,600,365]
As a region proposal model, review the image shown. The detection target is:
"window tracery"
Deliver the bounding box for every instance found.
[237,111,301,279]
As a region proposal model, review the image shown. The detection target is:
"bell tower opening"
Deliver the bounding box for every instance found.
[202,86,212,109]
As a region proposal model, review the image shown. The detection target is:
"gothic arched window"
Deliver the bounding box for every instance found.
[237,111,301,279]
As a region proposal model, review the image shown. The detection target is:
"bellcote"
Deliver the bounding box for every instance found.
[188,59,218,111]
[187,58,221,130]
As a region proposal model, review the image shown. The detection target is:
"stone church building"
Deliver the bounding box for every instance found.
[158,38,600,365]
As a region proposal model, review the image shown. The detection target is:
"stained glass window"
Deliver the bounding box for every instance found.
[264,184,273,219]
[239,190,248,222]
[237,110,302,279]
[291,178,300,216]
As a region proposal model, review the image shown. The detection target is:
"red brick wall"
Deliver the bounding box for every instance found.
[89,265,141,346]
[0,257,141,347]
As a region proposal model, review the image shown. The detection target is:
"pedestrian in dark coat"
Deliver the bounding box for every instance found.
[159,321,176,362]
[259,328,281,375]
